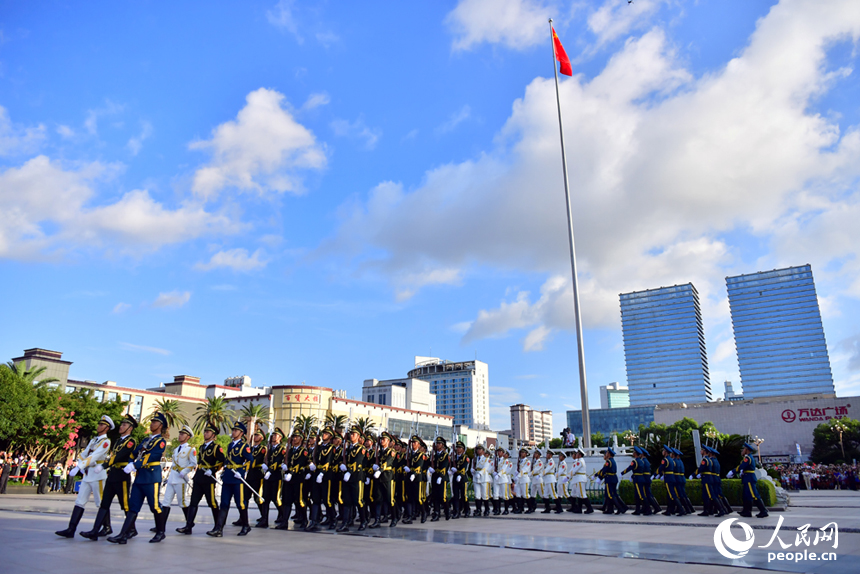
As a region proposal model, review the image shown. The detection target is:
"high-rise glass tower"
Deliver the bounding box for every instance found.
[620,284,713,406]
[726,265,835,399]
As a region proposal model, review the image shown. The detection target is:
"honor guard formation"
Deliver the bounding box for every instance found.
[55,413,768,544]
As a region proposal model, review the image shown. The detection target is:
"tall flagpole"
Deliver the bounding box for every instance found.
[549,19,591,449]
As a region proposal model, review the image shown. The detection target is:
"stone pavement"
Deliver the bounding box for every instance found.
[0,491,857,574]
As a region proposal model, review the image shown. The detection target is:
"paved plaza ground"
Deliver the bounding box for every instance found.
[0,491,857,574]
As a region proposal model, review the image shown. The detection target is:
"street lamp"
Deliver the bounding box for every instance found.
[830,420,847,460]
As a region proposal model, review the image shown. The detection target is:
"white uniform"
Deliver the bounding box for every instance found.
[163,442,198,508]
[557,458,571,498]
[542,457,558,499]
[569,458,588,498]
[472,454,490,500]
[530,457,544,499]
[514,457,531,498]
[74,433,111,508]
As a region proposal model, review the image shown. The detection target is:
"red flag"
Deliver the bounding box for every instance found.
[552,26,572,76]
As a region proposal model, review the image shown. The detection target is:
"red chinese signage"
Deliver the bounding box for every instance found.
[780,404,850,423]
[284,393,320,403]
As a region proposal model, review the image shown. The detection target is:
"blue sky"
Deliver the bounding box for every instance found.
[2,0,860,433]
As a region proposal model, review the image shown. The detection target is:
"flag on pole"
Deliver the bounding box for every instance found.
[551,26,572,76]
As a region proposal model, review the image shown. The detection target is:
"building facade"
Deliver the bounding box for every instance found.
[599,382,630,409]
[726,265,835,400]
[361,377,436,412]
[407,357,489,429]
[566,406,655,438]
[510,404,552,446]
[620,283,713,406]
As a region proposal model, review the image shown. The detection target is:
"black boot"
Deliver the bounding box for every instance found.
[150,507,170,543]
[177,505,198,534]
[754,498,769,518]
[207,509,227,537]
[80,507,109,540]
[237,509,252,535]
[107,511,138,544]
[56,505,86,538]
[583,498,594,514]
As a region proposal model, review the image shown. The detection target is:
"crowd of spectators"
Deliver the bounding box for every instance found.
[767,463,859,491]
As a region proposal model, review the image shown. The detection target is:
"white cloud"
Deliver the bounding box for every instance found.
[0,155,238,259]
[446,0,558,51]
[435,105,471,135]
[330,116,382,150]
[329,2,860,356]
[112,302,132,314]
[152,290,191,309]
[302,92,330,111]
[119,342,171,356]
[190,88,326,199]
[127,120,153,155]
[0,105,46,155]
[194,248,268,272]
[266,0,302,42]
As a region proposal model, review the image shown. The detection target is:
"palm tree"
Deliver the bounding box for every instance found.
[294,414,317,435]
[2,361,59,387]
[324,413,348,433]
[194,396,234,434]
[355,416,376,435]
[240,404,270,432]
[145,398,188,429]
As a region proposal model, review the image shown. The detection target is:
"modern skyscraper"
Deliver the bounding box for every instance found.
[599,382,630,409]
[726,265,835,399]
[407,357,489,429]
[620,283,713,406]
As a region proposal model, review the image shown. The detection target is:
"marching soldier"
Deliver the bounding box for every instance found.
[163,425,197,528]
[177,422,225,535]
[337,424,367,532]
[305,426,335,532]
[471,444,490,517]
[261,427,286,528]
[450,440,470,518]
[368,431,396,528]
[205,420,255,537]
[736,442,769,518]
[277,428,308,530]
[568,448,593,513]
[79,415,138,540]
[403,435,430,524]
[429,436,450,521]
[56,415,114,538]
[108,412,169,544]
[541,449,563,514]
[512,447,531,514]
[595,447,627,515]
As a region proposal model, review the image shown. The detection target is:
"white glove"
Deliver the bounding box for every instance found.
[410,474,416,482]
[309,463,316,471]
[123,462,135,474]
[92,464,103,474]
[456,475,461,483]
[372,464,379,471]
[403,466,410,473]
[204,469,213,477]
[727,470,734,478]
[69,467,80,477]
[436,477,442,485]
[262,464,268,472]
[343,472,351,482]
[285,473,292,482]
[305,473,311,480]
[281,463,288,471]
[340,464,347,472]
[428,467,435,475]
[373,471,381,479]
[365,478,371,485]
[264,472,271,480]
[316,473,323,484]
[233,469,242,478]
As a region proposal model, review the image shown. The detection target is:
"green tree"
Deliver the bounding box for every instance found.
[811,417,860,464]
[194,397,234,434]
